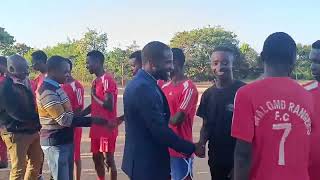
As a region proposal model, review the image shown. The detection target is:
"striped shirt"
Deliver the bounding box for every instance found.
[37,78,74,146]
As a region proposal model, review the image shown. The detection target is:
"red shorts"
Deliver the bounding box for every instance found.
[91,134,117,154]
[74,128,82,161]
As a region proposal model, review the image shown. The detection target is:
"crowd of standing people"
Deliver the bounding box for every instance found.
[0,31,319,180]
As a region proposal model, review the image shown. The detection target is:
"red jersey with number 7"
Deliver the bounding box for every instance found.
[231,77,314,180]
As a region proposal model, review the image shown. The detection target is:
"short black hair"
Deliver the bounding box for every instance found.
[171,48,185,67]
[142,41,171,65]
[31,50,47,64]
[261,32,296,65]
[0,56,7,67]
[129,50,142,64]
[47,56,69,72]
[213,46,235,56]
[87,50,105,65]
[65,58,73,71]
[312,40,320,49]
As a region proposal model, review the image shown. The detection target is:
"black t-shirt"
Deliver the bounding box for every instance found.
[197,80,246,167]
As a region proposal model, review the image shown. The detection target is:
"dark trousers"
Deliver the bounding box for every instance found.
[209,163,233,180]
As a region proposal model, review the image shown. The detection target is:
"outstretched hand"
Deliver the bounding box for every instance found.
[117,115,125,125]
[74,109,82,117]
[194,142,206,158]
[92,118,118,130]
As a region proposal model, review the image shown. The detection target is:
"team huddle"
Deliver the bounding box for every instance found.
[0,31,319,180]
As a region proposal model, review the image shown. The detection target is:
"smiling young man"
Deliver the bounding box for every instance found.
[197,46,246,180]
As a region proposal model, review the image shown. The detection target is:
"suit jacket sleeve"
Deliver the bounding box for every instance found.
[137,84,195,156]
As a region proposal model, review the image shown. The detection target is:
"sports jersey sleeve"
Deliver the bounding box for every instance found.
[178,83,198,114]
[231,88,255,143]
[76,82,85,110]
[103,77,118,95]
[157,80,165,87]
[137,84,195,155]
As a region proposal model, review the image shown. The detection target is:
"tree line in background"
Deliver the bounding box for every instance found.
[0,26,313,84]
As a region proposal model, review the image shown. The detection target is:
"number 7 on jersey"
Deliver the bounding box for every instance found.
[272,123,292,166]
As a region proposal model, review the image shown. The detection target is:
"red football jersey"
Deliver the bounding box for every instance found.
[303,80,320,180]
[90,73,118,138]
[157,80,165,87]
[32,73,46,93]
[61,80,84,111]
[232,77,313,180]
[161,80,198,158]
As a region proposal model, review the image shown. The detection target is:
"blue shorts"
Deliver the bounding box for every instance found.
[170,157,193,180]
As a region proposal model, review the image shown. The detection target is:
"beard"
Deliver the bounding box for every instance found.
[151,69,170,81]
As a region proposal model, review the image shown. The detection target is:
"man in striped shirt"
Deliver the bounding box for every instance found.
[161,48,199,180]
[37,56,111,180]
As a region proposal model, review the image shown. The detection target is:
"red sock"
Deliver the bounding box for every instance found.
[97,176,105,180]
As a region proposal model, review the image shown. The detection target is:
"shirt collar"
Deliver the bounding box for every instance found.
[44,77,60,88]
[9,76,32,90]
[138,69,157,84]
[11,76,27,85]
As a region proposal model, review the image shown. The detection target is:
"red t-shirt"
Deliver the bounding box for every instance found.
[89,73,118,138]
[232,77,313,180]
[32,74,46,93]
[161,80,199,158]
[157,80,166,87]
[303,80,320,180]
[61,80,84,111]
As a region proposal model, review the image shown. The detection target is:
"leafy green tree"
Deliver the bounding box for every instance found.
[126,40,140,52]
[239,43,261,78]
[107,48,132,85]
[13,43,31,56]
[293,44,312,80]
[170,26,240,81]
[0,27,15,55]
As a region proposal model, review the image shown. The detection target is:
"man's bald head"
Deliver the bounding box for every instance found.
[142,41,172,65]
[7,54,29,80]
[141,41,173,80]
